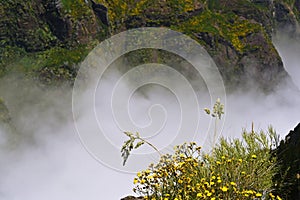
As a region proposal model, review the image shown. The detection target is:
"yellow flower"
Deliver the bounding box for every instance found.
[251,154,257,159]
[147,175,153,179]
[256,193,262,197]
[221,186,228,192]
[247,190,254,194]
[133,178,138,184]
[276,196,282,200]
[269,193,275,198]
[230,182,237,186]
[197,193,203,197]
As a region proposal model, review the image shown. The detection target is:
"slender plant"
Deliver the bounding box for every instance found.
[204,98,224,147]
[121,131,162,166]
[121,98,224,166]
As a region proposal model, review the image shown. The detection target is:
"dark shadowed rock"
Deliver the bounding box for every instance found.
[90,0,109,26]
[274,123,300,199]
[121,195,144,200]
[274,0,300,37]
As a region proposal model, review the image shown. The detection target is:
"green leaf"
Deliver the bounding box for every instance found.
[135,141,145,149]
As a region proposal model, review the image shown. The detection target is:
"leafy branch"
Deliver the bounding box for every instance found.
[121,131,162,166]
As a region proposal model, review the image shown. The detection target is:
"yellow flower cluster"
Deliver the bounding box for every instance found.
[173,10,263,54]
[133,140,281,200]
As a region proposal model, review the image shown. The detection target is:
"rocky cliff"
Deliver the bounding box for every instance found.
[0,1,300,199]
[274,123,300,199]
[0,0,108,83]
[0,0,299,89]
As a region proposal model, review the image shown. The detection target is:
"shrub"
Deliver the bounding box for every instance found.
[122,99,282,199]
[129,129,281,200]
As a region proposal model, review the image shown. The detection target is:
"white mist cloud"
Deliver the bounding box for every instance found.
[0,32,299,200]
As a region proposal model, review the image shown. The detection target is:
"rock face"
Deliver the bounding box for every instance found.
[0,0,109,83]
[117,0,293,91]
[274,123,300,199]
[0,0,299,88]
[274,0,300,36]
[0,0,107,52]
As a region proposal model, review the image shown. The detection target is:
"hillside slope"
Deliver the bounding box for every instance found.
[1,0,299,89]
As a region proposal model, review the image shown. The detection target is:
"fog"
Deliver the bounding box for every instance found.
[0,32,299,200]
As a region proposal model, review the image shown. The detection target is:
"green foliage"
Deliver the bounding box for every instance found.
[121,131,161,166]
[172,10,263,53]
[97,0,200,32]
[39,46,90,69]
[121,132,144,166]
[0,46,26,76]
[122,99,282,199]
[132,129,281,200]
[204,98,224,147]
[204,98,224,120]
[61,0,93,19]
[15,45,89,72]
[0,44,93,84]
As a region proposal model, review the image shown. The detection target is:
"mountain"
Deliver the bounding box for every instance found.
[1,1,300,199]
[0,0,299,89]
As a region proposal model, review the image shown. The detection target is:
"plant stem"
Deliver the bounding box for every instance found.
[138,137,162,156]
[214,118,218,147]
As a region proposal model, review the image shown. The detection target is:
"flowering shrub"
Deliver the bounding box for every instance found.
[131,129,282,200]
[122,99,282,199]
